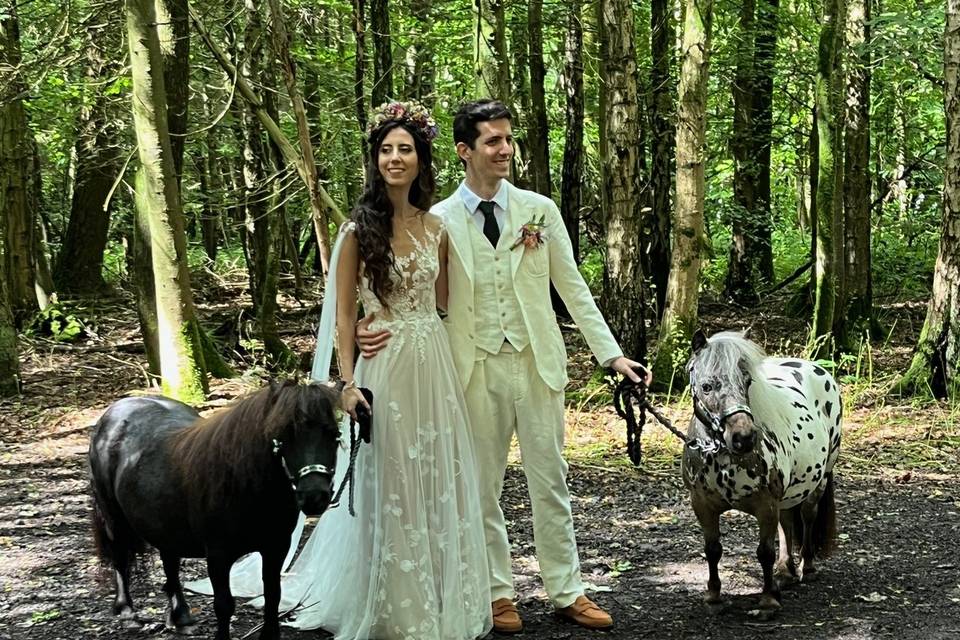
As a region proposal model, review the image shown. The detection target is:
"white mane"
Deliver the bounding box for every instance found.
[694,331,798,435]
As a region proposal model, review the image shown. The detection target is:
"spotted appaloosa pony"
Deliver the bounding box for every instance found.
[681,330,841,612]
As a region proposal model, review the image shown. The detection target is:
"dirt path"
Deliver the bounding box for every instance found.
[1,294,958,639]
[1,427,958,640]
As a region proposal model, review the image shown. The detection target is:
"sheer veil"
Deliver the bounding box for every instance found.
[311,222,353,382]
[185,223,353,599]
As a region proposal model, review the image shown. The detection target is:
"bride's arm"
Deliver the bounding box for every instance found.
[334,230,367,415]
[435,228,449,313]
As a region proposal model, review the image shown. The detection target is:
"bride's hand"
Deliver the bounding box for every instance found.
[356,316,392,359]
[340,385,370,421]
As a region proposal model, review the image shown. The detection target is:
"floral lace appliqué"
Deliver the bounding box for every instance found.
[359,225,444,363]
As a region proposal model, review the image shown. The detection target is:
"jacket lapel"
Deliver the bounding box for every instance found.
[443,194,475,286]
[507,182,526,278]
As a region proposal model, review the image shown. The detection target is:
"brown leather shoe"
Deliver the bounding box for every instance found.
[556,595,613,630]
[491,598,523,634]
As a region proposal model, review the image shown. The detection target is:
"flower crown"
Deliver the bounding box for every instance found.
[367,100,439,143]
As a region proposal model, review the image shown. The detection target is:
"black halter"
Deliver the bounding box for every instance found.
[688,365,754,452]
[272,439,335,489]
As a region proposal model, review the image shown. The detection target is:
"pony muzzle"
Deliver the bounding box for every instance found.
[295,476,333,516]
[725,412,757,454]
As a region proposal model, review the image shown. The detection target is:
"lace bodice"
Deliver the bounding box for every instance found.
[356,221,445,362]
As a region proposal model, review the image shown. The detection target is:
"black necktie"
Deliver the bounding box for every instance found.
[478,200,500,247]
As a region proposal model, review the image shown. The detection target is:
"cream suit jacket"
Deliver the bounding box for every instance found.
[435,181,622,392]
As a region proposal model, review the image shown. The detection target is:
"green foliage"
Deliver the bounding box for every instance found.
[578,246,605,292]
[27,304,92,343]
[565,365,614,408]
[102,241,129,286]
[28,609,61,625]
[10,0,950,384]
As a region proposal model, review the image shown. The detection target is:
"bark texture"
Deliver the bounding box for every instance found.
[654,0,714,387]
[598,0,647,362]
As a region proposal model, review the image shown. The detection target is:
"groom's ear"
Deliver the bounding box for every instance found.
[456,141,471,164]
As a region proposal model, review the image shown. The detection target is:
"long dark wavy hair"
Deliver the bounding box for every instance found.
[353,120,436,308]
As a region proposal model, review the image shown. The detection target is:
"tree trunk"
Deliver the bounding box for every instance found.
[189,7,346,230]
[598,0,647,363]
[0,6,37,321]
[752,0,778,284]
[353,0,369,162]
[55,11,122,295]
[727,0,757,304]
[267,0,332,272]
[475,0,510,100]
[725,0,778,305]
[130,170,162,377]
[258,43,295,367]
[560,0,584,264]
[239,0,270,314]
[648,0,674,319]
[28,134,53,309]
[653,0,714,388]
[197,74,220,262]
[809,0,846,357]
[508,2,531,190]
[894,0,960,400]
[370,0,393,106]
[156,0,190,182]
[404,0,435,106]
[840,0,874,343]
[527,0,551,197]
[0,256,18,396]
[126,0,208,402]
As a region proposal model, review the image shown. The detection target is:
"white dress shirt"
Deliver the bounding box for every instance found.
[458,180,509,234]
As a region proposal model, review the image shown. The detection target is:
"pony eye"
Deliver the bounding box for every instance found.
[701,382,713,393]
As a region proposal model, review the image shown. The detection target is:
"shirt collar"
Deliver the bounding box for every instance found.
[459,180,509,215]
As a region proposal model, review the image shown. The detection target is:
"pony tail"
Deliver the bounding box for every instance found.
[90,494,146,572]
[812,472,837,558]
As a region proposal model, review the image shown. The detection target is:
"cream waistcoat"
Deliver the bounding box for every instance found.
[468,221,530,354]
[435,181,623,392]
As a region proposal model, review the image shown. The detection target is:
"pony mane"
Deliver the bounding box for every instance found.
[695,331,798,434]
[169,380,340,507]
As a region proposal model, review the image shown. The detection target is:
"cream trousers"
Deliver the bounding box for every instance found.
[464,342,582,609]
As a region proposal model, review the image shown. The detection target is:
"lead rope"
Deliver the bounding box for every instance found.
[329,387,373,517]
[613,375,692,465]
[329,421,360,516]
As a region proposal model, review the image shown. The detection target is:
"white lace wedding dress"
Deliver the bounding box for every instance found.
[277,221,490,639]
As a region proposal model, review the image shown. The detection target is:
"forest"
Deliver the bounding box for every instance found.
[1,0,959,639]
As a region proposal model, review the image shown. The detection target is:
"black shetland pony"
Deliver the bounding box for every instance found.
[89,381,342,640]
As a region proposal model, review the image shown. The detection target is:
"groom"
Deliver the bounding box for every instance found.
[360,99,648,633]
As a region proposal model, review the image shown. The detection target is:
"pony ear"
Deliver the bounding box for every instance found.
[691,328,708,354]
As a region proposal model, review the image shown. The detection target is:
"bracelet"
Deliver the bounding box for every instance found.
[342,379,357,391]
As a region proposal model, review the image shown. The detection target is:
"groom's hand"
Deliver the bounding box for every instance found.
[610,357,652,386]
[356,316,391,358]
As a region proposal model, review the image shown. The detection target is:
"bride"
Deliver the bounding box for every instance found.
[203,101,492,640]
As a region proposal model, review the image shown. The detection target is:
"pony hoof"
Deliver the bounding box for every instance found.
[166,614,199,631]
[120,617,142,630]
[758,594,782,611]
[776,573,800,589]
[748,607,780,621]
[801,568,820,583]
[174,624,198,636]
[703,594,725,615]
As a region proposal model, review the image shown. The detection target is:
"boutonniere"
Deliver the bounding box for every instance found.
[510,215,548,251]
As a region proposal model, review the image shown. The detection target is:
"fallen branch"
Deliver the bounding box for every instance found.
[762,259,812,296]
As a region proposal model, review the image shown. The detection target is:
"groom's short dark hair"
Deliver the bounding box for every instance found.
[453,99,513,149]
